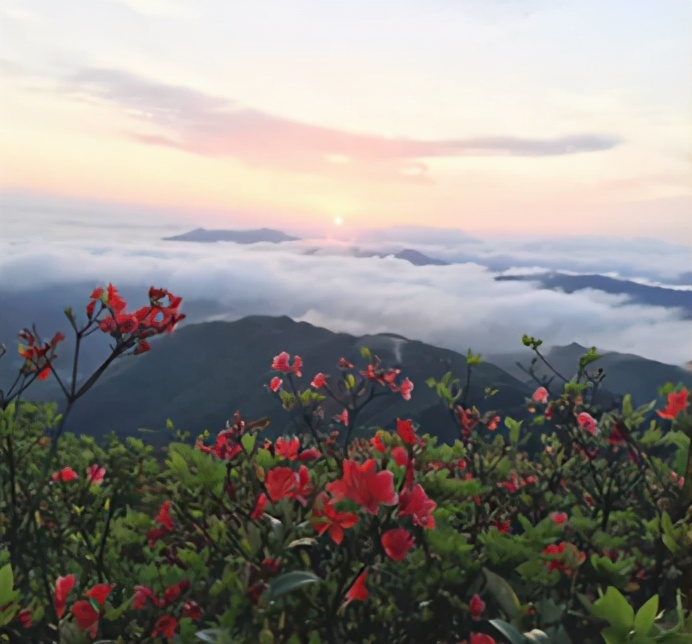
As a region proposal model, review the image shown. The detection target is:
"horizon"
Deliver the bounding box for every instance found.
[1,0,691,243]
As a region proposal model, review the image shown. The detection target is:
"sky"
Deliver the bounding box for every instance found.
[1,0,691,242]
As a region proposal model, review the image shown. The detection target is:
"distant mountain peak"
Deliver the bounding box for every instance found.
[163,228,300,244]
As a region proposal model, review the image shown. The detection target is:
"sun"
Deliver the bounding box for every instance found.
[333,216,344,226]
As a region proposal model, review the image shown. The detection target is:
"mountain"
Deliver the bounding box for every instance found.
[495,272,692,317]
[393,249,448,266]
[163,227,300,244]
[487,342,692,405]
[44,316,534,445]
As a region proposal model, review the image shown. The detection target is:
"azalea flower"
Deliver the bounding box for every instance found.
[72,584,114,638]
[275,437,300,460]
[577,412,598,436]
[327,459,398,514]
[311,372,327,388]
[396,418,418,445]
[532,387,549,404]
[469,594,486,620]
[550,511,569,526]
[312,497,359,544]
[251,493,267,519]
[265,465,312,506]
[86,464,106,485]
[381,528,415,561]
[269,377,282,392]
[370,433,386,453]
[271,351,302,376]
[54,574,76,618]
[460,635,496,644]
[657,388,689,419]
[398,483,436,529]
[133,585,161,609]
[391,446,409,467]
[155,501,175,531]
[399,377,414,401]
[344,569,368,604]
[152,614,178,640]
[51,467,78,483]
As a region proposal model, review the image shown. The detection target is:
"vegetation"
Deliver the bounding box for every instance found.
[0,284,690,643]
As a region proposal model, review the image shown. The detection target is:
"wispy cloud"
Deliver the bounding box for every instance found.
[62,67,623,181]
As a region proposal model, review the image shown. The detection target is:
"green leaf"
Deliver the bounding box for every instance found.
[633,595,659,636]
[241,433,256,453]
[483,567,521,619]
[360,346,371,359]
[266,571,320,601]
[0,564,14,604]
[489,619,525,644]
[592,587,635,635]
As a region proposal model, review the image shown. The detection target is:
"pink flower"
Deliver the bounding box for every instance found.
[532,387,549,404]
[311,372,327,388]
[469,594,486,620]
[335,409,349,425]
[577,412,598,436]
[86,464,106,485]
[269,377,282,392]
[271,352,302,376]
[399,377,414,401]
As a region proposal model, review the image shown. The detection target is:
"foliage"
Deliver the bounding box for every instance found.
[0,284,690,643]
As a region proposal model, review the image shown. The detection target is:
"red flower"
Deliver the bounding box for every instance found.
[298,448,321,461]
[311,372,327,388]
[398,483,436,529]
[54,574,76,618]
[155,501,174,531]
[487,415,500,431]
[577,412,598,436]
[72,584,113,637]
[17,608,32,628]
[71,601,100,637]
[251,493,267,519]
[657,388,688,419]
[469,594,486,620]
[381,528,415,561]
[152,615,178,640]
[265,465,312,506]
[335,409,349,425]
[269,376,282,392]
[312,497,359,544]
[86,464,106,485]
[52,467,78,483]
[344,569,368,604]
[461,635,497,644]
[532,387,549,404]
[391,446,409,467]
[163,580,189,606]
[133,585,160,609]
[326,459,398,514]
[182,600,202,621]
[370,434,386,453]
[399,377,414,401]
[550,511,569,525]
[275,437,300,460]
[396,418,418,445]
[84,584,115,606]
[271,352,302,376]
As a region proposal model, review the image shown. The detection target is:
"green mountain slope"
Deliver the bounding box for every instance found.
[54,316,533,444]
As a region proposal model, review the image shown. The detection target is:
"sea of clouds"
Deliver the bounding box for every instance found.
[1,200,691,367]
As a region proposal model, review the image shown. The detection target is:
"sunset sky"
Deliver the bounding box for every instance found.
[1,0,691,242]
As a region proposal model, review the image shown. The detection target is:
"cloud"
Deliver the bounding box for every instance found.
[1,216,690,367]
[61,67,623,180]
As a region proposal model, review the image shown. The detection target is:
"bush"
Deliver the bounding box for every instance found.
[0,284,690,643]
